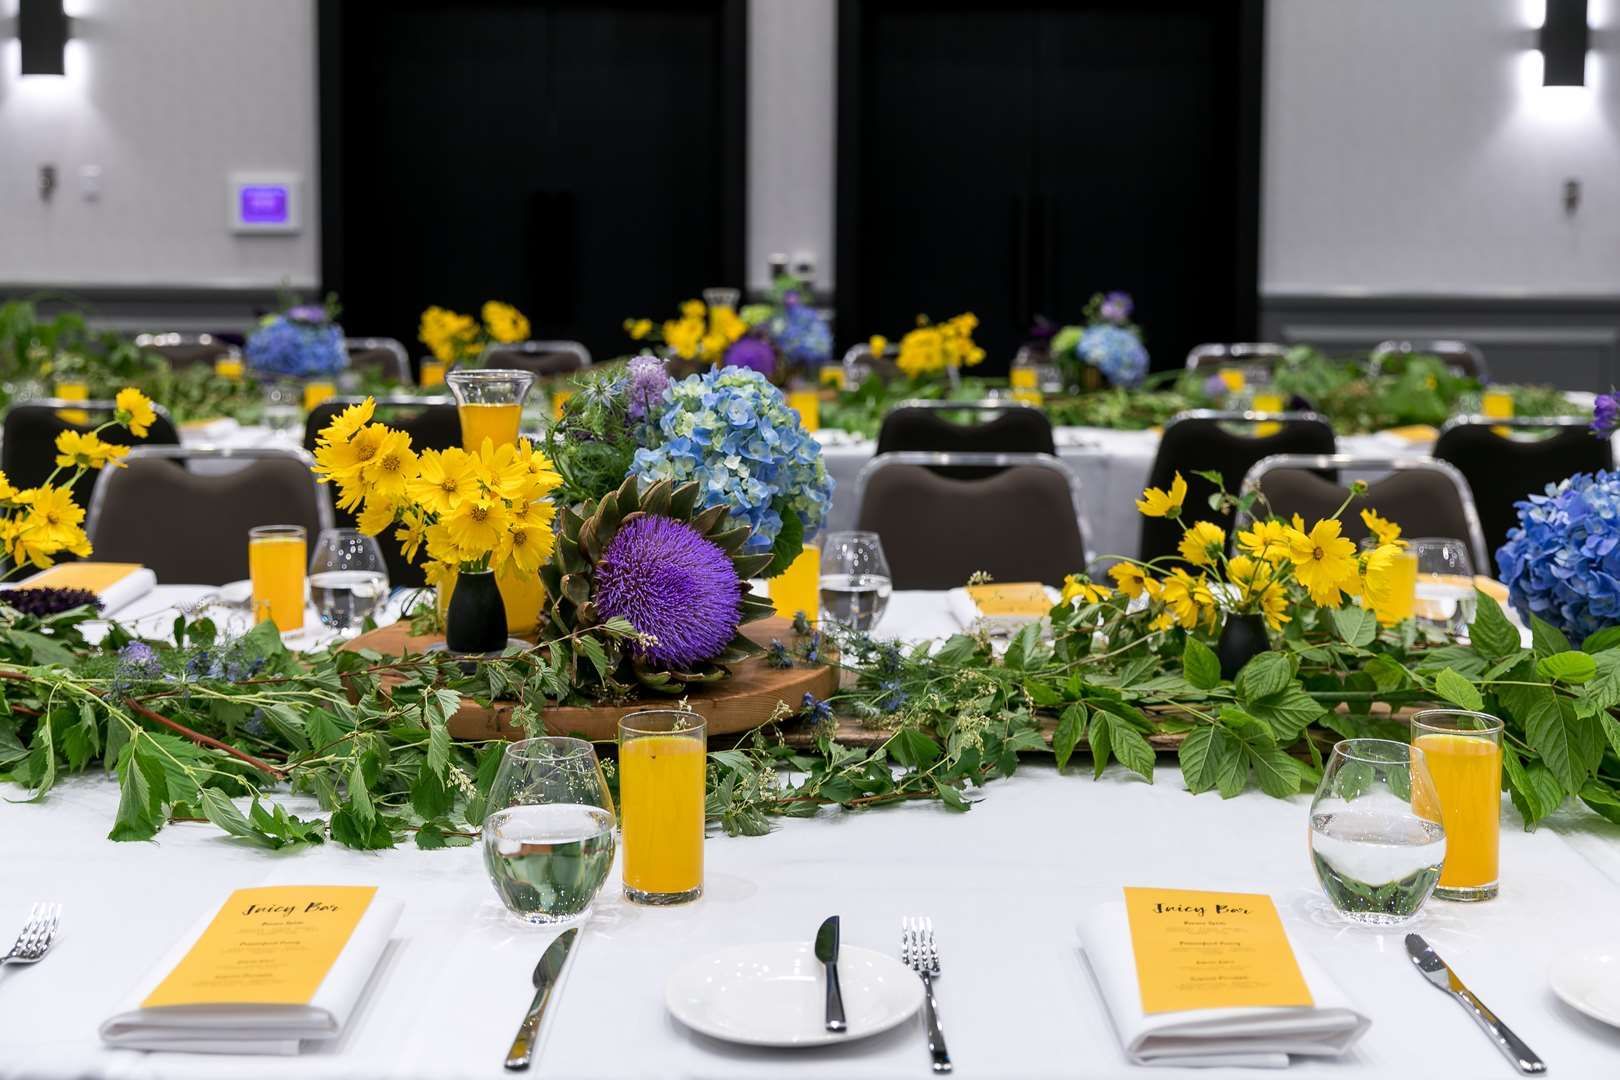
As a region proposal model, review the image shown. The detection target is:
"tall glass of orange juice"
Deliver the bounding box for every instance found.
[446,368,534,452]
[248,524,307,633]
[769,542,820,620]
[1411,709,1502,901]
[619,709,706,904]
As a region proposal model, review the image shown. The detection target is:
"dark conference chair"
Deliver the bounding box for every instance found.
[1434,416,1613,559]
[1138,410,1336,564]
[133,332,237,370]
[854,451,1088,589]
[86,447,332,586]
[875,401,1055,458]
[344,337,413,384]
[1,399,181,516]
[1241,454,1490,570]
[479,340,591,377]
[1371,339,1487,381]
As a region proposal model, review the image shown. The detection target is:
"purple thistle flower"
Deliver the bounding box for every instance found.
[0,587,101,617]
[594,514,743,668]
[723,336,777,378]
[286,304,329,325]
[1592,392,1619,437]
[1098,291,1133,324]
[625,353,671,421]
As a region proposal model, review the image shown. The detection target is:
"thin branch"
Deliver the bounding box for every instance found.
[123,698,287,780]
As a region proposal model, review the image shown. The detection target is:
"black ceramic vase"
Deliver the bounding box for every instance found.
[445,570,507,655]
[1217,612,1269,680]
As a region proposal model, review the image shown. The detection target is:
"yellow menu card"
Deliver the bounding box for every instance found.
[965,582,1051,617]
[23,562,144,595]
[142,886,377,1008]
[1123,887,1313,1014]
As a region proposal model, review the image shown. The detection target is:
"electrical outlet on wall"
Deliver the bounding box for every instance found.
[80,165,101,202]
[38,164,57,202]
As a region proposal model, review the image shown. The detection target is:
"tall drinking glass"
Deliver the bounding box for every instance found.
[249,524,307,633]
[1411,710,1502,901]
[308,528,390,636]
[447,368,534,453]
[619,709,706,905]
[1411,538,1475,636]
[819,531,893,632]
[1308,738,1446,926]
[482,738,617,925]
[769,543,821,621]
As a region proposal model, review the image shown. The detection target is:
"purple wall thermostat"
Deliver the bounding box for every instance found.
[229,173,302,234]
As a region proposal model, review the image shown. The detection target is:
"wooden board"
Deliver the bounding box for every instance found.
[343,617,839,742]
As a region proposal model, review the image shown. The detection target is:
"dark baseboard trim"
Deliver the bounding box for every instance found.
[0,284,317,334]
[1259,292,1620,392]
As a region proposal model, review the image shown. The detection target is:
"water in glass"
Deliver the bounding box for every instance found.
[819,531,893,632]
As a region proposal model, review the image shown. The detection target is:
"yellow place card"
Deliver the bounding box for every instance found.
[24,562,144,595]
[966,582,1050,617]
[143,886,377,1008]
[1123,887,1312,1014]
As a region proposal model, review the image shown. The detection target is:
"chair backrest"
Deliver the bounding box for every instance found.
[1241,454,1490,570]
[840,342,907,386]
[854,451,1088,589]
[135,332,237,369]
[479,340,591,377]
[1371,339,1486,380]
[874,401,1055,457]
[1184,342,1288,372]
[344,337,412,384]
[1139,410,1337,563]
[301,395,457,589]
[86,447,333,586]
[1434,416,1613,559]
[1,399,181,516]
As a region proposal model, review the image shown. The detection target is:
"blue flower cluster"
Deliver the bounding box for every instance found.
[767,297,833,368]
[245,314,347,378]
[1498,469,1620,640]
[631,367,833,554]
[1079,324,1149,388]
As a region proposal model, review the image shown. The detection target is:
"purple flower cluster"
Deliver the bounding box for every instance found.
[1592,392,1619,437]
[1098,291,1133,324]
[593,514,743,668]
[723,336,777,378]
[1498,469,1620,639]
[0,587,101,617]
[625,353,671,421]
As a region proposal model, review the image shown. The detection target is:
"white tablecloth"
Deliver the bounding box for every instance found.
[6,589,1620,1078]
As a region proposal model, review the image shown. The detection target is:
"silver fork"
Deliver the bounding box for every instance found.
[2,903,61,967]
[902,916,951,1073]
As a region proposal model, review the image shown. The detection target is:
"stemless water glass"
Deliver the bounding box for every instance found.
[308,528,390,637]
[446,368,535,453]
[819,531,893,632]
[1411,538,1475,636]
[1411,710,1503,902]
[261,382,302,435]
[248,525,307,633]
[482,738,617,925]
[619,709,706,905]
[1309,739,1446,926]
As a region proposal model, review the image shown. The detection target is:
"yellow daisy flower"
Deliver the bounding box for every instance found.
[444,496,510,560]
[1360,543,1409,625]
[1107,561,1160,600]
[361,429,418,502]
[481,300,530,344]
[16,485,85,548]
[1236,518,1292,562]
[1360,508,1405,548]
[1061,574,1111,605]
[1161,568,1218,632]
[1177,521,1225,567]
[0,470,16,502]
[319,397,375,447]
[867,334,888,357]
[1286,518,1359,608]
[114,387,156,438]
[1136,472,1188,518]
[54,430,128,470]
[355,498,398,537]
[395,508,429,564]
[409,448,478,518]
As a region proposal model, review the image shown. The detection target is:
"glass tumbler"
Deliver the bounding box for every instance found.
[482,737,617,925]
[1411,710,1503,902]
[1410,538,1475,636]
[308,528,390,636]
[619,709,706,905]
[819,531,893,632]
[249,524,308,633]
[447,368,534,453]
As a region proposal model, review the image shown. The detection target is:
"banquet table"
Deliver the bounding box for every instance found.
[6,588,1620,1079]
[179,420,1438,562]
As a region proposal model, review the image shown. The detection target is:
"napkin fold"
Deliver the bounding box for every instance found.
[100,893,402,1055]
[18,562,156,615]
[1076,901,1370,1069]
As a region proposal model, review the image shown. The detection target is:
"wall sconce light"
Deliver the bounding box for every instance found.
[19,0,69,76]
[1541,0,1589,86]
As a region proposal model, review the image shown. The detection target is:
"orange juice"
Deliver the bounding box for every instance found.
[1009,366,1042,407]
[1380,551,1418,623]
[303,381,336,412]
[55,381,90,426]
[769,543,820,620]
[1415,732,1501,894]
[249,533,307,632]
[619,734,705,898]
[1482,389,1514,420]
[420,359,447,387]
[1219,368,1246,393]
[1253,391,1283,436]
[214,357,244,381]
[787,389,820,432]
[459,402,522,451]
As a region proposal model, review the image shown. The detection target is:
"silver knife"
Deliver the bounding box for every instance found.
[815,916,847,1032]
[1405,934,1546,1075]
[504,928,579,1071]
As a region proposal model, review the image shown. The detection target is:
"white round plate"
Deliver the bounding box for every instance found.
[1550,951,1620,1027]
[665,942,923,1047]
[217,580,253,607]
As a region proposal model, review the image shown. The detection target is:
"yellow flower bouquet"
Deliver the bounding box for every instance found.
[622,298,748,365]
[893,313,986,380]
[418,301,531,366]
[0,388,156,578]
[310,398,561,644]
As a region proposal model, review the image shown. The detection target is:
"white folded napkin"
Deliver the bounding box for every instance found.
[945,585,1061,635]
[100,893,402,1055]
[1076,900,1370,1069]
[18,564,156,615]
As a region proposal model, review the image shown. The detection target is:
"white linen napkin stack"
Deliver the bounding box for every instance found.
[1076,900,1370,1069]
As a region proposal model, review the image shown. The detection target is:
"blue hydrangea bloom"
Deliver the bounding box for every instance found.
[1497,469,1620,641]
[630,367,833,554]
[1079,324,1149,388]
[768,298,833,367]
[245,314,347,378]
